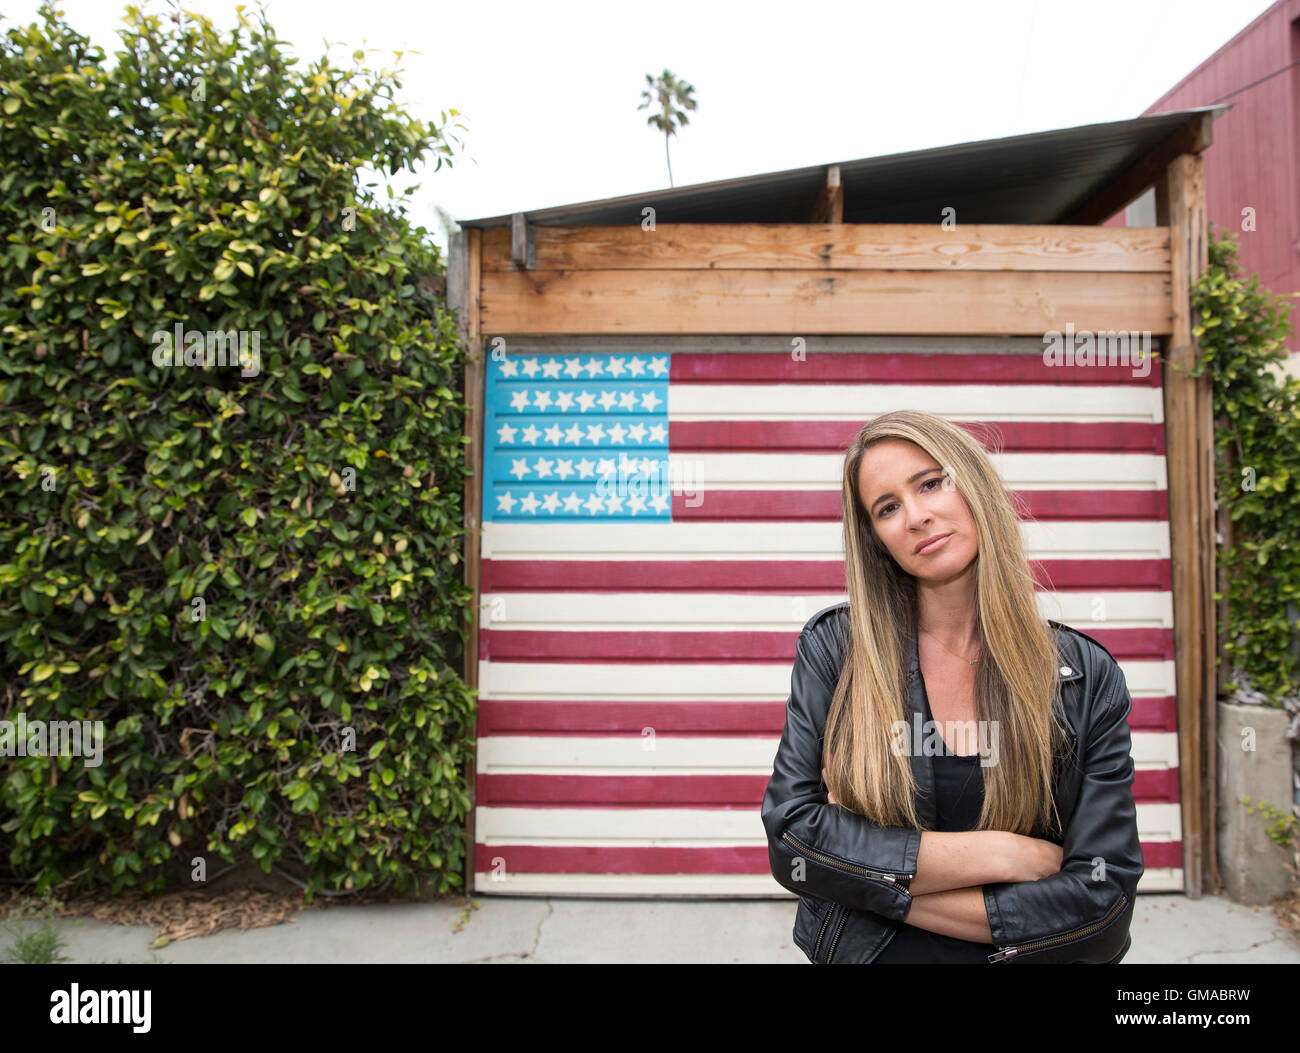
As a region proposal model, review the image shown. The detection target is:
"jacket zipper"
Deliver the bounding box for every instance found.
[782,831,914,890]
[812,903,838,962]
[987,893,1128,963]
[825,905,849,963]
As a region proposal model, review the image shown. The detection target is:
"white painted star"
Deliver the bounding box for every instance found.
[534,457,554,477]
[640,390,662,413]
[554,391,575,412]
[542,491,562,513]
[607,357,628,377]
[598,389,619,412]
[519,491,541,514]
[520,424,541,445]
[541,357,563,379]
[554,458,575,480]
[563,357,585,378]
[627,357,647,377]
[649,493,670,513]
[617,389,637,411]
[509,457,530,480]
[585,358,605,377]
[509,389,531,412]
[562,491,583,513]
[521,358,540,378]
[576,458,598,478]
[647,423,667,443]
[500,358,520,377]
[627,423,647,443]
[496,422,518,444]
[564,423,584,444]
[647,356,669,377]
[543,423,564,445]
[533,389,554,412]
[625,494,648,516]
[585,423,606,444]
[607,422,628,444]
[496,491,517,514]
[575,390,597,412]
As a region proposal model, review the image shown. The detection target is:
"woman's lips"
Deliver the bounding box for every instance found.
[916,533,952,555]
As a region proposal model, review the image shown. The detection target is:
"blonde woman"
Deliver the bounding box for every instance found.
[761,409,1144,964]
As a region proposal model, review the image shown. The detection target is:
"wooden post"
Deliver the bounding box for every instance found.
[1154,153,1215,898]
[451,228,485,896]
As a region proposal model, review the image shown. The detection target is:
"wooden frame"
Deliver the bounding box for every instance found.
[454,171,1215,897]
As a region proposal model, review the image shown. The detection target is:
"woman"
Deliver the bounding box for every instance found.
[761,409,1144,963]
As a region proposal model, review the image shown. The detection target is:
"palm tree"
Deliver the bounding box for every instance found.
[638,69,697,188]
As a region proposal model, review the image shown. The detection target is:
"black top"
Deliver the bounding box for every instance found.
[873,676,995,964]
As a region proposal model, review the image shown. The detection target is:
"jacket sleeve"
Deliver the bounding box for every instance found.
[981,653,1145,963]
[761,626,919,922]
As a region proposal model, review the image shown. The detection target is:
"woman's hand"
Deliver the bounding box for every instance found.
[1001,832,1064,882]
[821,767,837,804]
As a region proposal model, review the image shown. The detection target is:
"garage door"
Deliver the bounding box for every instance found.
[472,337,1181,895]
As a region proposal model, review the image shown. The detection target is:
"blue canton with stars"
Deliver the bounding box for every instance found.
[482,351,672,520]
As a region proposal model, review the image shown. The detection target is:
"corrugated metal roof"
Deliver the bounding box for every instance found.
[456,106,1227,228]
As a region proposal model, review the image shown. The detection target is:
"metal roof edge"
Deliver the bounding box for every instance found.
[454,105,1231,229]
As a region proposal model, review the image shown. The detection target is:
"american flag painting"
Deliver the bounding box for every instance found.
[473,344,1182,896]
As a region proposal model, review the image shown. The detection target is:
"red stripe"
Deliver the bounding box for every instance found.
[480,627,1172,662]
[477,697,1180,734]
[672,419,1165,454]
[668,350,1163,385]
[474,841,1182,874]
[477,770,1179,806]
[482,558,1172,591]
[671,488,1168,521]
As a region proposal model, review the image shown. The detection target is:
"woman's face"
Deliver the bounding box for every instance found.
[857,439,978,581]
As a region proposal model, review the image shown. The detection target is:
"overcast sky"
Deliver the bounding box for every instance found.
[3,0,1280,252]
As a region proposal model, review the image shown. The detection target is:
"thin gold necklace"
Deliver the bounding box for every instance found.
[920,627,981,665]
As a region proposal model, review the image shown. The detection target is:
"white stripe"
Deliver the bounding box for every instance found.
[475,802,1180,841]
[478,659,1177,700]
[665,452,1168,490]
[476,732,1180,771]
[668,384,1164,422]
[471,871,1183,894]
[483,520,1170,559]
[479,591,1174,630]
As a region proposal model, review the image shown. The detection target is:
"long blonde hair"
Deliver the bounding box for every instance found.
[823,409,1069,836]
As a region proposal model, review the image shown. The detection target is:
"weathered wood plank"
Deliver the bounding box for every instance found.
[480,223,1171,273]
[479,267,1172,335]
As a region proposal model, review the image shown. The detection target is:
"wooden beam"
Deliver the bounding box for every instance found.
[460,227,484,895]
[479,266,1171,335]
[1155,152,1214,899]
[510,212,534,269]
[1065,111,1215,225]
[810,164,843,223]
[479,222,1171,273]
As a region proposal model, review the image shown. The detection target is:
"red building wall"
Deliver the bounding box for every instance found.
[1105,0,1300,356]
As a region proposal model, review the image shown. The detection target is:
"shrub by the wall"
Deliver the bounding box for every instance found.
[0,3,477,899]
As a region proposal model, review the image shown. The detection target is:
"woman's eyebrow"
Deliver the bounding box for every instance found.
[869,468,942,514]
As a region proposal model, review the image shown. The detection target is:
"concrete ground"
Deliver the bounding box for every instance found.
[11,892,1300,964]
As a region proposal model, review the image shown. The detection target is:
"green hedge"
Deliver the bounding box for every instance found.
[0,3,478,898]
[1190,225,1300,703]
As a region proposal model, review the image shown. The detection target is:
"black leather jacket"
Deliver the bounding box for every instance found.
[761,602,1144,964]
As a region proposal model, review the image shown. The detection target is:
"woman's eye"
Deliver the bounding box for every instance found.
[922,477,942,492]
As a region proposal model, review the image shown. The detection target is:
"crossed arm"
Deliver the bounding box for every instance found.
[826,774,1063,943]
